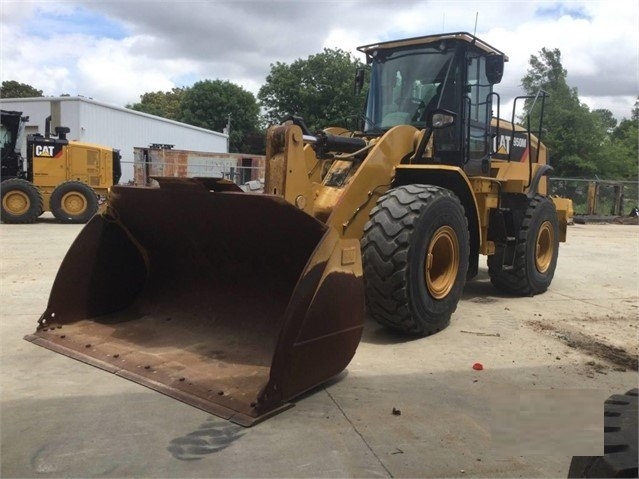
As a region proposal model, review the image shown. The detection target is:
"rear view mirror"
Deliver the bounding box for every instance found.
[486,55,504,84]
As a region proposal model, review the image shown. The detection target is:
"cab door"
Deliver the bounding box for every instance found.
[464,53,493,176]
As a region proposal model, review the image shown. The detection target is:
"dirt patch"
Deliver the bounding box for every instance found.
[614,216,639,225]
[573,215,639,225]
[528,319,638,372]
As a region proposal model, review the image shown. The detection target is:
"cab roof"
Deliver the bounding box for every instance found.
[357,32,508,61]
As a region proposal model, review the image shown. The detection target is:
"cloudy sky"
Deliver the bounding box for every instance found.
[1,0,637,121]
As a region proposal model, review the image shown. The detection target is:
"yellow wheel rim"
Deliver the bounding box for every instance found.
[425,226,459,299]
[3,191,30,215]
[61,191,88,216]
[535,221,554,273]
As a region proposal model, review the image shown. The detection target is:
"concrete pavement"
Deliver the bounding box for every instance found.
[1,218,637,478]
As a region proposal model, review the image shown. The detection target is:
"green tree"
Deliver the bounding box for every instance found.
[258,48,365,131]
[1,80,43,98]
[521,48,604,177]
[127,87,185,120]
[180,79,260,153]
[592,108,617,133]
[603,98,638,179]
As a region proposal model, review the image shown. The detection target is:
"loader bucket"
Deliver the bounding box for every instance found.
[25,178,364,426]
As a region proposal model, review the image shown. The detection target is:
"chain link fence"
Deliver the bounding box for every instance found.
[124,153,637,218]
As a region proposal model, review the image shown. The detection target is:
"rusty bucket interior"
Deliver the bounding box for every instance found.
[25,178,364,426]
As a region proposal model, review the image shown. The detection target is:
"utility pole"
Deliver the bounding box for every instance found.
[223,113,231,152]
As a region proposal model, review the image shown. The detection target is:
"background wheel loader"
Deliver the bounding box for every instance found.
[1,110,121,224]
[26,32,573,426]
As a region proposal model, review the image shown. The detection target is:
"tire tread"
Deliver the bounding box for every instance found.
[568,389,638,478]
[0,178,43,224]
[362,185,468,335]
[488,194,558,295]
[50,180,98,224]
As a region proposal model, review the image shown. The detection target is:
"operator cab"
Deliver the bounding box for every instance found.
[358,32,506,174]
[1,110,28,179]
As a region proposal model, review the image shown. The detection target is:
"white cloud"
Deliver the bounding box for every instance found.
[0,1,35,22]
[1,0,637,119]
[323,28,367,58]
[75,36,192,105]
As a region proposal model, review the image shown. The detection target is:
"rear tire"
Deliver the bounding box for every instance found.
[568,389,638,478]
[361,185,469,336]
[1,178,43,224]
[488,194,559,295]
[50,181,98,224]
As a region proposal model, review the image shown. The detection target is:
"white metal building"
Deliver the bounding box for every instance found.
[0,96,228,182]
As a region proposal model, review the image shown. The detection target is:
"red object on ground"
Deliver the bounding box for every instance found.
[472,363,484,370]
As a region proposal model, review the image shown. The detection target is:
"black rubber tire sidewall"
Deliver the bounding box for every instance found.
[0,179,43,224]
[488,195,560,296]
[362,185,469,336]
[408,193,470,325]
[50,181,99,224]
[523,197,560,294]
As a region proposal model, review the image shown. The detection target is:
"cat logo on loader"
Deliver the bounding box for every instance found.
[34,145,55,157]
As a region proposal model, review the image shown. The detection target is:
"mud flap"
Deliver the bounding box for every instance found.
[25,178,364,426]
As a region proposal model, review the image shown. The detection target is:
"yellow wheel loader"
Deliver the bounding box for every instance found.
[1,112,121,224]
[26,32,573,425]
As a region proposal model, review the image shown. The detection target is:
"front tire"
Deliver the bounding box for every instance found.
[1,178,43,224]
[488,194,559,295]
[362,185,470,336]
[50,181,98,224]
[568,389,638,478]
